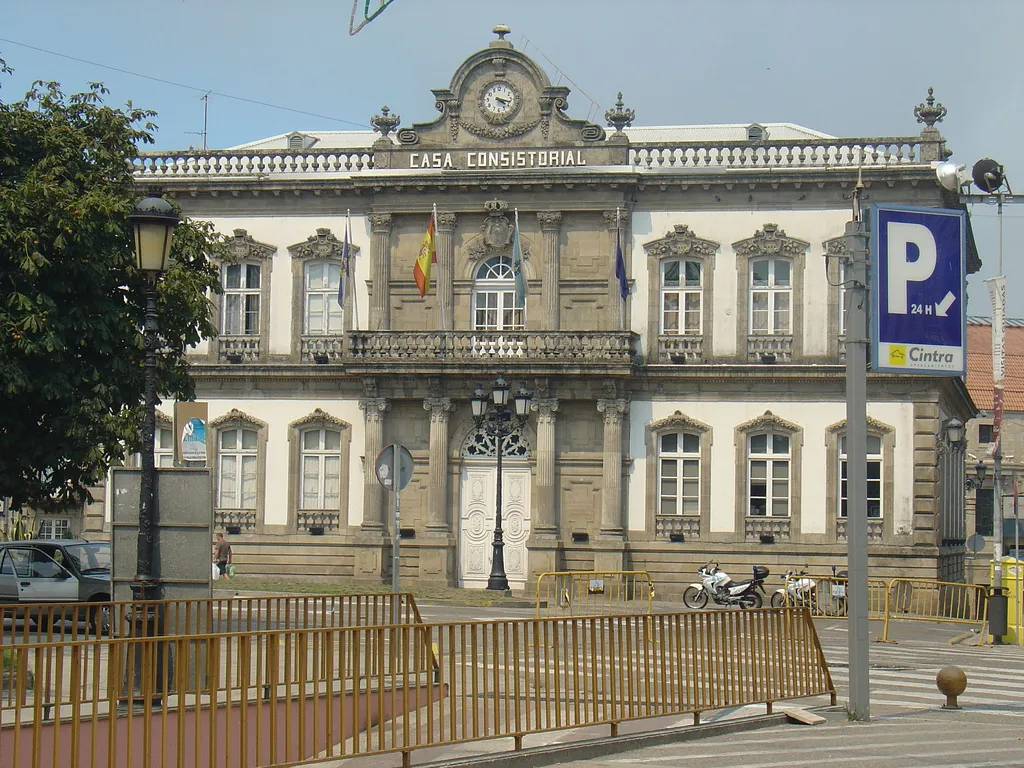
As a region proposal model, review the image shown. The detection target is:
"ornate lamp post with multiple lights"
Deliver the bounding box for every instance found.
[471,377,532,592]
[127,194,180,602]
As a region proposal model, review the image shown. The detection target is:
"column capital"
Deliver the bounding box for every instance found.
[597,398,629,425]
[531,397,559,424]
[423,397,455,422]
[536,211,563,231]
[436,212,458,232]
[359,397,389,422]
[603,209,627,231]
[369,213,393,232]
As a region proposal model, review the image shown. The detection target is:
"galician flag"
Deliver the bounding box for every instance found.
[512,208,526,306]
[413,208,437,297]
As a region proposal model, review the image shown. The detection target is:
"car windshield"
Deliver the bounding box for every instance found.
[62,543,111,573]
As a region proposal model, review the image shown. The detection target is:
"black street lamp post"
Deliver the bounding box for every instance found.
[127,194,180,603]
[471,377,532,592]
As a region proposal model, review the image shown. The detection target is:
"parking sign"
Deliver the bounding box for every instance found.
[871,204,966,375]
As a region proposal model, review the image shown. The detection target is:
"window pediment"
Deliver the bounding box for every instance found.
[222,229,275,263]
[826,416,894,436]
[737,410,800,435]
[290,408,350,431]
[208,408,268,431]
[643,225,718,260]
[823,234,849,259]
[733,224,809,260]
[648,410,711,435]
[288,228,360,262]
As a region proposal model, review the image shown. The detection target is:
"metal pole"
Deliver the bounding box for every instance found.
[845,214,870,721]
[988,196,1007,642]
[487,429,510,592]
[134,278,159,602]
[392,443,401,595]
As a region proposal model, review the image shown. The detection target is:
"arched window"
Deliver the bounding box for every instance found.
[748,431,790,517]
[473,255,524,331]
[303,261,343,334]
[750,258,791,334]
[661,260,703,335]
[658,431,701,515]
[301,428,342,510]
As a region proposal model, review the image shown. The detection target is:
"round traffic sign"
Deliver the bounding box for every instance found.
[375,443,414,491]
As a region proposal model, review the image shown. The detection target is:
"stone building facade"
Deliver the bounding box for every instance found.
[116,27,977,593]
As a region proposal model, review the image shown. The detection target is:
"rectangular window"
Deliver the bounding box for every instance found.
[37,519,70,540]
[304,262,343,335]
[661,260,702,335]
[748,432,790,517]
[975,488,994,537]
[223,264,261,335]
[839,434,883,519]
[658,431,701,516]
[749,259,792,334]
[978,424,993,445]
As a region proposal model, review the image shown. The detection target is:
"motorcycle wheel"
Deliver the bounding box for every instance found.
[769,591,787,608]
[738,592,762,609]
[683,586,708,610]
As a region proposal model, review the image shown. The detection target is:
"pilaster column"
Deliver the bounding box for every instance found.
[597,398,629,535]
[531,398,559,534]
[536,212,563,330]
[369,213,393,330]
[603,210,628,330]
[423,397,454,533]
[436,213,457,330]
[359,397,389,530]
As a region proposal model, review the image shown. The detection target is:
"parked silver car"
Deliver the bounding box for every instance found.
[0,539,112,634]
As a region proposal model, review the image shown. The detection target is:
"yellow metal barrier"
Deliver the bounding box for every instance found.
[535,570,655,618]
[0,607,834,767]
[880,578,988,642]
[771,573,887,620]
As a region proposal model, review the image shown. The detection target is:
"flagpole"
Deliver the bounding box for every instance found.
[617,207,624,330]
[433,203,441,322]
[348,209,359,329]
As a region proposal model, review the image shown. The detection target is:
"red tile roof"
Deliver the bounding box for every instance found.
[967,323,1024,411]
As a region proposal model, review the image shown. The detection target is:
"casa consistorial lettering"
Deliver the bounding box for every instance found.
[408,148,588,170]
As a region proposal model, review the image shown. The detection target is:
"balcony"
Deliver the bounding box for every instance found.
[656,515,701,539]
[219,336,261,363]
[746,334,793,363]
[345,330,638,373]
[658,335,704,363]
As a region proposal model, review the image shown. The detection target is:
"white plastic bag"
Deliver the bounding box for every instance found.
[212,561,220,581]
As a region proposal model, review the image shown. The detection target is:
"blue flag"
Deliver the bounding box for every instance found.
[614,226,628,300]
[338,216,350,309]
[512,209,526,306]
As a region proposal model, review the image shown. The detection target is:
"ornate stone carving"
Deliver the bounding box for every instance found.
[457,116,541,140]
[208,408,268,430]
[580,123,606,142]
[732,224,809,259]
[362,377,379,399]
[396,128,419,145]
[461,425,530,458]
[289,408,349,431]
[605,92,635,135]
[597,398,629,425]
[369,213,393,232]
[359,397,389,423]
[468,199,531,261]
[288,228,359,261]
[643,224,719,260]
[223,229,275,262]
[536,211,562,231]
[603,210,627,231]
[823,235,849,260]
[531,397,559,424]
[423,397,454,422]
[736,409,800,436]
[371,105,400,140]
[648,410,711,435]
[825,416,894,436]
[914,87,946,128]
[436,212,458,232]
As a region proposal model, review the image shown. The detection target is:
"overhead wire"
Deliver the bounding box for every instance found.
[0,36,369,129]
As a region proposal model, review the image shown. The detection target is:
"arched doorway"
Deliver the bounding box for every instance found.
[458,425,532,589]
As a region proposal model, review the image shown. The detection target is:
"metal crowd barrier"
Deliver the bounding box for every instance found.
[0,607,834,768]
[879,578,988,642]
[773,573,888,619]
[535,570,655,618]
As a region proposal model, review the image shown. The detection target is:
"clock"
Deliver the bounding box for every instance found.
[480,81,519,124]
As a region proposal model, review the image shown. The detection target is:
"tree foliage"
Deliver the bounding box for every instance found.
[0,58,224,512]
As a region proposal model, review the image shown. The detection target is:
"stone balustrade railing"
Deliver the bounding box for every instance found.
[347,330,637,362]
[629,137,926,171]
[134,150,375,178]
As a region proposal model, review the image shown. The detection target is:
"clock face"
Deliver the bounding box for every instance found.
[481,82,518,122]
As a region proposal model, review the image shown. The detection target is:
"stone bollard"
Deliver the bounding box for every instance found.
[936,666,967,709]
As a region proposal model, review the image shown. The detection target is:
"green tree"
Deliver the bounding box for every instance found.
[0,57,224,512]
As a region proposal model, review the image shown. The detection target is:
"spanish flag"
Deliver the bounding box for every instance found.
[413,208,438,297]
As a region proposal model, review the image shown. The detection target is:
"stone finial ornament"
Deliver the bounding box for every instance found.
[605,92,635,134]
[371,106,401,139]
[914,87,947,128]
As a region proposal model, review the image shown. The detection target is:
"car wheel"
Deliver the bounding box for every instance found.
[769,591,787,608]
[682,586,708,610]
[739,592,762,609]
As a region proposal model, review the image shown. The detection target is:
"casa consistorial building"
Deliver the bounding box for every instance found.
[120,25,977,593]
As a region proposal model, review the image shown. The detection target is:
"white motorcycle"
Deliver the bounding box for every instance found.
[771,569,817,608]
[682,561,767,609]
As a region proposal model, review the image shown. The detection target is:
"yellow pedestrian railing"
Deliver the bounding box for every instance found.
[535,570,655,618]
[0,607,834,768]
[772,574,888,620]
[879,578,988,642]
[0,592,425,645]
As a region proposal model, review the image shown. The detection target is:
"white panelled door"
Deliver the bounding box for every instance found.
[458,464,531,589]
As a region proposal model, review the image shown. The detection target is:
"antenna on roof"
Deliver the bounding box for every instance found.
[519,35,603,123]
[185,92,211,151]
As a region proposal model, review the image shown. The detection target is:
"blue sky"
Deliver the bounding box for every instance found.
[2,0,1021,316]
